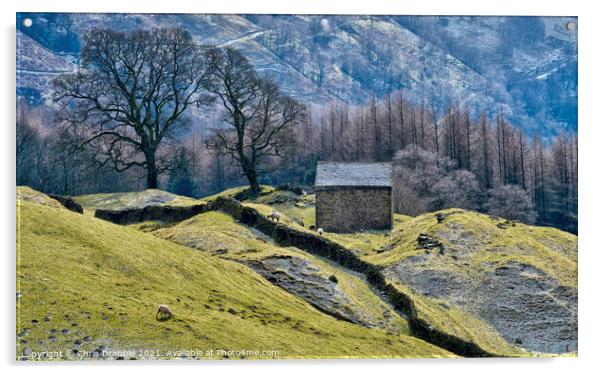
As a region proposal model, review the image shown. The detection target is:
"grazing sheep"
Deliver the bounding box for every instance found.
[156,304,173,321]
[317,228,324,236]
[267,210,281,222]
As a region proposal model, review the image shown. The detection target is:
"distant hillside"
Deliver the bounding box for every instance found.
[16,13,577,135]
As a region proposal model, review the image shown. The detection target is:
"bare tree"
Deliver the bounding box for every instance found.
[53,27,212,189]
[205,47,306,194]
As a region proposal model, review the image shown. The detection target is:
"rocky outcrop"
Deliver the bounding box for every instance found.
[386,260,577,353]
[245,255,360,324]
[383,214,578,355]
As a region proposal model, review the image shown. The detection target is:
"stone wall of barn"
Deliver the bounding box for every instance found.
[316,186,392,233]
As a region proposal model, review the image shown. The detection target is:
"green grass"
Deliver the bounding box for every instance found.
[153,211,409,335]
[367,208,578,289]
[199,185,276,202]
[74,189,200,215]
[252,190,316,227]
[17,186,64,210]
[34,186,576,358]
[16,188,453,360]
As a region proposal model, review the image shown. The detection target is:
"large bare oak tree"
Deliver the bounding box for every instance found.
[204,47,306,194]
[53,27,212,188]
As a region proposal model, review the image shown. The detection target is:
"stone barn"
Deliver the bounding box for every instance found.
[315,162,393,233]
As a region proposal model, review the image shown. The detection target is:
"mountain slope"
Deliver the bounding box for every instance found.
[16,187,454,360]
[17,13,577,134]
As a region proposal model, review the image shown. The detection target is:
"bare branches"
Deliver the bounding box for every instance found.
[204,47,306,193]
[53,27,213,188]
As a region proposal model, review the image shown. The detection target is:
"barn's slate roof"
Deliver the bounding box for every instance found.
[315,162,392,187]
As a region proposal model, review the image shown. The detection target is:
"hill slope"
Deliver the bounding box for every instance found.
[16,187,454,360]
[17,13,577,134]
[209,189,577,354]
[42,187,577,356]
[153,211,409,334]
[376,209,578,354]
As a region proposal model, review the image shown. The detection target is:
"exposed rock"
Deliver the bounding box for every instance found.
[417,233,444,254]
[245,255,360,324]
[385,260,577,353]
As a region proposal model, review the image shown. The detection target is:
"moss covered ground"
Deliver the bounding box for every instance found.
[16,187,453,360]
[369,208,577,289]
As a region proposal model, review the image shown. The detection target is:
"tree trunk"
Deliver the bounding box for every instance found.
[244,167,260,195]
[145,151,158,189]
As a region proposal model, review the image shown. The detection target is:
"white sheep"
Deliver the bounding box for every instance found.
[267,210,281,222]
[156,304,173,321]
[317,228,324,236]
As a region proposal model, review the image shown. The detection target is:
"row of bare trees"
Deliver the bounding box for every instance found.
[288,93,577,232]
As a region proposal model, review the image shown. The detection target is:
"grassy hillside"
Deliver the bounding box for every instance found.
[369,208,577,284]
[41,186,577,356]
[16,187,453,360]
[153,211,409,334]
[238,191,576,291]
[235,193,575,354]
[214,191,575,355]
[74,189,200,214]
[378,209,577,354]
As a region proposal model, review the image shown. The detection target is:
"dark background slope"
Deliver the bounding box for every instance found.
[16,13,577,136]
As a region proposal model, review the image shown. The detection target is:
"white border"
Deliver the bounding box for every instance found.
[2,1,601,374]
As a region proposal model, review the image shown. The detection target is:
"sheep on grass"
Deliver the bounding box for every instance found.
[267,210,281,222]
[156,304,173,321]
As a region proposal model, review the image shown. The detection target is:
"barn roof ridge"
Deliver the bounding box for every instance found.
[315,161,392,187]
